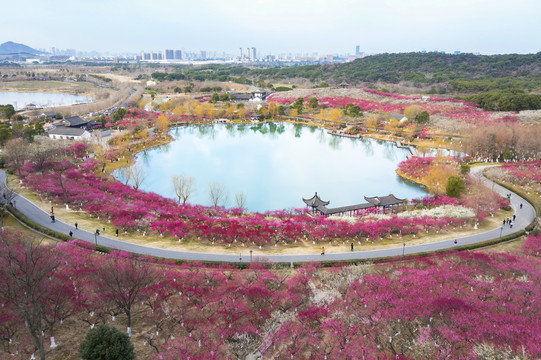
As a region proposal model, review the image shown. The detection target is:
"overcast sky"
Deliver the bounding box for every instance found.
[4,0,541,55]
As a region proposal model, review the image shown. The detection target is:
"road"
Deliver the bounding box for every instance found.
[1,166,536,263]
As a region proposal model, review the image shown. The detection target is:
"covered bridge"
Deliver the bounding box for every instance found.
[303,193,405,216]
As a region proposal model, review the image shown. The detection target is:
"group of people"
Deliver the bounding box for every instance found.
[49,207,121,239]
[503,214,516,228]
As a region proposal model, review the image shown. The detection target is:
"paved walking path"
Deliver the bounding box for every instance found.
[1,166,536,263]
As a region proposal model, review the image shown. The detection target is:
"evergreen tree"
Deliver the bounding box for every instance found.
[79,324,135,360]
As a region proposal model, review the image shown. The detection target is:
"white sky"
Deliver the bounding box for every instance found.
[4,0,541,55]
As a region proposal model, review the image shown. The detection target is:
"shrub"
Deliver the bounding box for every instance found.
[446,175,466,198]
[415,110,430,124]
[79,324,135,360]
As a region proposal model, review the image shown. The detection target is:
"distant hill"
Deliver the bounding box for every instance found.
[0,41,43,55]
[250,52,541,92]
[154,52,541,93]
[324,52,541,89]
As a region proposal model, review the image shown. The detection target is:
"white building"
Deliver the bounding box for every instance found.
[48,126,91,141]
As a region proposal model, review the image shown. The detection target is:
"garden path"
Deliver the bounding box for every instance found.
[0,166,535,263]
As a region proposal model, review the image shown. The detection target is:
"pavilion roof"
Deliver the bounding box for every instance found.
[364,194,405,207]
[303,192,330,207]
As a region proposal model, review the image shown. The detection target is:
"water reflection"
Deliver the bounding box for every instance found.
[130,123,427,211]
[294,124,303,138]
[328,136,341,150]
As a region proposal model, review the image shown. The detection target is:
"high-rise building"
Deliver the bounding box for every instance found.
[164,49,174,60]
[355,45,360,56]
[200,50,206,59]
[174,50,182,59]
[251,47,256,60]
[239,48,243,60]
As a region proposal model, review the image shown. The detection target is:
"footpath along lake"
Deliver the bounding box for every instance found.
[120,123,427,212]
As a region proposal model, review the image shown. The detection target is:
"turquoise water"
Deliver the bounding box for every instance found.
[123,123,427,212]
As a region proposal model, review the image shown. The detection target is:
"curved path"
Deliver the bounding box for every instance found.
[1,167,536,263]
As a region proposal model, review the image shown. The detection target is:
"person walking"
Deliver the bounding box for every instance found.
[75,222,78,229]
[116,229,119,237]
[513,214,516,221]
[321,247,325,255]
[351,243,354,252]
[50,215,55,223]
[520,203,523,209]
[51,206,54,215]
[69,231,73,237]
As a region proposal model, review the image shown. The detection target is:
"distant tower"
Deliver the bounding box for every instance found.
[174,50,182,60]
[163,49,174,60]
[355,45,360,56]
[247,48,250,60]
[251,47,256,60]
[239,47,243,60]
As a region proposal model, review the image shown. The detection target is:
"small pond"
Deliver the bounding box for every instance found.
[120,123,427,212]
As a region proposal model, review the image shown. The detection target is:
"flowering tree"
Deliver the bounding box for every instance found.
[92,252,157,337]
[0,233,74,359]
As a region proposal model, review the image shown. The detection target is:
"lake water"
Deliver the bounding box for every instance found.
[0,91,94,110]
[124,123,427,212]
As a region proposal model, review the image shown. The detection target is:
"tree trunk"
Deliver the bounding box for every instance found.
[57,173,68,205]
[127,311,132,337]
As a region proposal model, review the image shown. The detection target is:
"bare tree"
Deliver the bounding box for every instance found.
[172,174,195,205]
[3,138,29,176]
[29,140,63,172]
[116,167,131,185]
[209,182,228,208]
[126,163,146,190]
[234,191,247,209]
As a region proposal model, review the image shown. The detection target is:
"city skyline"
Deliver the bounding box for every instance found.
[3,0,541,55]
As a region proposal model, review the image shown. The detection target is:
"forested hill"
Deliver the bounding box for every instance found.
[156,52,541,93]
[326,52,541,88]
[252,52,541,92]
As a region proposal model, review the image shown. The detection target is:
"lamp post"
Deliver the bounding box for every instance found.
[500,226,503,238]
[250,250,253,263]
[239,253,242,270]
[402,243,405,257]
[94,232,98,246]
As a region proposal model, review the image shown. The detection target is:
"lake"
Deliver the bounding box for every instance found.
[0,91,94,110]
[122,123,427,212]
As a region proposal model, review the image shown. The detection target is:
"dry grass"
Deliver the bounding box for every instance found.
[0,80,95,95]
[93,73,141,84]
